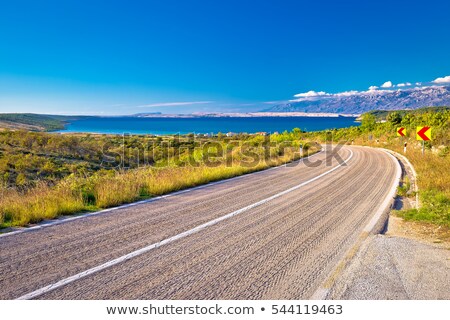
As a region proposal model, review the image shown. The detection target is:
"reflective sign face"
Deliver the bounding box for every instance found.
[416,126,431,141]
[397,127,406,137]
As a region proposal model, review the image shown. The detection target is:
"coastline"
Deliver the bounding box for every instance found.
[0,113,360,134]
[137,112,361,118]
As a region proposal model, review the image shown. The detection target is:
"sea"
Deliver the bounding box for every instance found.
[57,116,359,135]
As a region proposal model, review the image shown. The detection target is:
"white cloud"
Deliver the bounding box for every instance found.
[362,88,391,95]
[336,90,359,96]
[432,75,450,83]
[293,90,330,98]
[381,81,393,88]
[288,75,445,102]
[137,101,213,108]
[412,86,432,91]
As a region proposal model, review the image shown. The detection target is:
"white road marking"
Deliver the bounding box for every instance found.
[16,149,353,300]
[0,150,324,239]
[310,148,401,300]
[383,149,419,208]
[362,150,401,232]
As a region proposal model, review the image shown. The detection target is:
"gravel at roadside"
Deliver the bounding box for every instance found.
[327,151,449,300]
[327,234,450,299]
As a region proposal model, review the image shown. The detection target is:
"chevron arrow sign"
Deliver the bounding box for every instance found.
[416,126,431,141]
[396,127,406,137]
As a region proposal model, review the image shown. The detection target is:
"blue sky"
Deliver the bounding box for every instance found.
[1,0,450,115]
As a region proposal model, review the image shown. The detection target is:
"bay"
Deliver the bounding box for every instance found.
[58,116,359,135]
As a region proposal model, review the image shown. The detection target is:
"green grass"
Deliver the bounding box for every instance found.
[396,190,450,227]
[391,145,450,227]
[397,176,411,197]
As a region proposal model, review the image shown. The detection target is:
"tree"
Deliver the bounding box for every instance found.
[361,113,376,132]
[292,127,302,137]
[401,113,414,126]
[387,112,402,125]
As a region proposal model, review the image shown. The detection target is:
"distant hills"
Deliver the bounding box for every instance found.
[265,85,450,114]
[2,85,450,132]
[0,114,70,131]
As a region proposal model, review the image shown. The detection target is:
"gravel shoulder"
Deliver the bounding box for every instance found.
[327,234,449,299]
[327,151,450,300]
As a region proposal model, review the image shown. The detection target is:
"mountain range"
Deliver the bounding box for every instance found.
[265,85,450,114]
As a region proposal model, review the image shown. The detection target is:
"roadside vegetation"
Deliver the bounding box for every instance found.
[305,107,450,228]
[0,129,318,228]
[0,113,69,131]
[1,107,448,230]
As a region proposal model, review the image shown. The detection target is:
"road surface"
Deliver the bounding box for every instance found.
[0,146,399,299]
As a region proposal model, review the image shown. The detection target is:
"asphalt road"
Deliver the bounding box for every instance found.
[0,145,399,300]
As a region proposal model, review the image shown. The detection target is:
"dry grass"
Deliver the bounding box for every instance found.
[0,146,316,228]
[351,138,450,227]
[94,150,297,208]
[395,149,450,227]
[0,182,85,226]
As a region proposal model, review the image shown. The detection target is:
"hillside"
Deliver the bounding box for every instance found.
[0,114,68,131]
[365,106,450,121]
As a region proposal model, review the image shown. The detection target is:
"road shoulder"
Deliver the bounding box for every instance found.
[327,150,450,299]
[327,233,450,299]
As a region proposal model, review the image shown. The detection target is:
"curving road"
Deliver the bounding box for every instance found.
[0,145,400,299]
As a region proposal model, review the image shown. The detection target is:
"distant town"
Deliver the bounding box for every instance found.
[135,112,360,118]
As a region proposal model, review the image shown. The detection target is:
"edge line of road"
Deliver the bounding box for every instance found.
[15,149,353,300]
[0,149,326,239]
[382,149,419,209]
[310,147,402,300]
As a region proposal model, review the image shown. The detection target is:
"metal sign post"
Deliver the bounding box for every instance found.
[416,126,431,156]
[397,127,407,153]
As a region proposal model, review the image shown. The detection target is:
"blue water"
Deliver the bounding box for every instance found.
[58,116,359,135]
